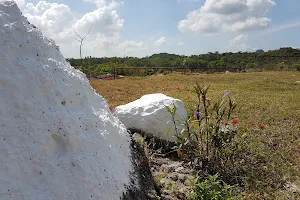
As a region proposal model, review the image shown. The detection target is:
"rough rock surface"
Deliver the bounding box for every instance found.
[150,157,196,200]
[122,138,159,200]
[115,94,187,142]
[0,1,135,199]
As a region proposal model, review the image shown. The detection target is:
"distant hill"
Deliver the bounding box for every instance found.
[255,49,264,54]
[259,47,300,57]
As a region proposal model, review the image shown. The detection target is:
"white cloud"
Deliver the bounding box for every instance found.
[228,34,250,52]
[117,40,147,56]
[178,42,184,46]
[92,33,120,49]
[262,21,300,34]
[118,40,145,49]
[178,0,276,34]
[72,5,124,36]
[154,37,166,46]
[246,0,276,16]
[21,1,128,57]
[24,1,74,35]
[84,0,106,8]
[230,34,248,45]
[201,0,248,15]
[229,17,270,31]
[83,0,123,9]
[178,11,218,34]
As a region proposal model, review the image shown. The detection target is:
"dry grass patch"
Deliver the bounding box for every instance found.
[90,71,300,198]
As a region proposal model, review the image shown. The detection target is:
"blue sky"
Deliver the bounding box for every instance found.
[16,0,300,58]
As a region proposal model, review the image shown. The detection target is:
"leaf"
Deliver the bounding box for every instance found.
[172,104,177,115]
[184,139,189,146]
[166,127,171,135]
[165,105,171,113]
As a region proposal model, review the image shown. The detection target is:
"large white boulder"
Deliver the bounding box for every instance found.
[0,1,134,199]
[114,94,187,142]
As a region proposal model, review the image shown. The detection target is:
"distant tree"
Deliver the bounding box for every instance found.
[67,47,300,77]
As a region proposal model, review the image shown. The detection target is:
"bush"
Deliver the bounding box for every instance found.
[293,63,300,71]
[166,84,267,190]
[245,63,257,69]
[167,84,248,179]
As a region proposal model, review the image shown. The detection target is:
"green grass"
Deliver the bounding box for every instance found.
[90,71,300,199]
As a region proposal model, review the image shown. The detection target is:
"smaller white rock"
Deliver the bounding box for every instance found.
[114,94,187,142]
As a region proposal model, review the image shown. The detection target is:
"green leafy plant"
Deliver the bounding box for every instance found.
[166,84,250,184]
[192,174,238,200]
[165,103,179,135]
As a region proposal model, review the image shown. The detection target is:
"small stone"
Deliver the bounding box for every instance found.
[169,173,178,181]
[160,177,170,185]
[175,166,193,174]
[184,176,194,186]
[178,174,186,183]
[160,194,173,200]
[161,164,173,173]
[175,166,185,173]
[167,162,183,172]
[132,133,144,143]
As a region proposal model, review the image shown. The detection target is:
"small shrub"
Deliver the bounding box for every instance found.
[165,83,267,193]
[166,84,248,179]
[192,174,239,200]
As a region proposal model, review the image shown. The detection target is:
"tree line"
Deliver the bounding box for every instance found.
[66,47,300,77]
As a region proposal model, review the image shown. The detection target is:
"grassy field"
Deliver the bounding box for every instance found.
[90,71,300,199]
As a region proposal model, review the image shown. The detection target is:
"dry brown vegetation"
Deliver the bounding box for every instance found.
[90,71,300,199]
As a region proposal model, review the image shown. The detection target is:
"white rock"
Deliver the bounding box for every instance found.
[114,94,187,142]
[0,1,133,199]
